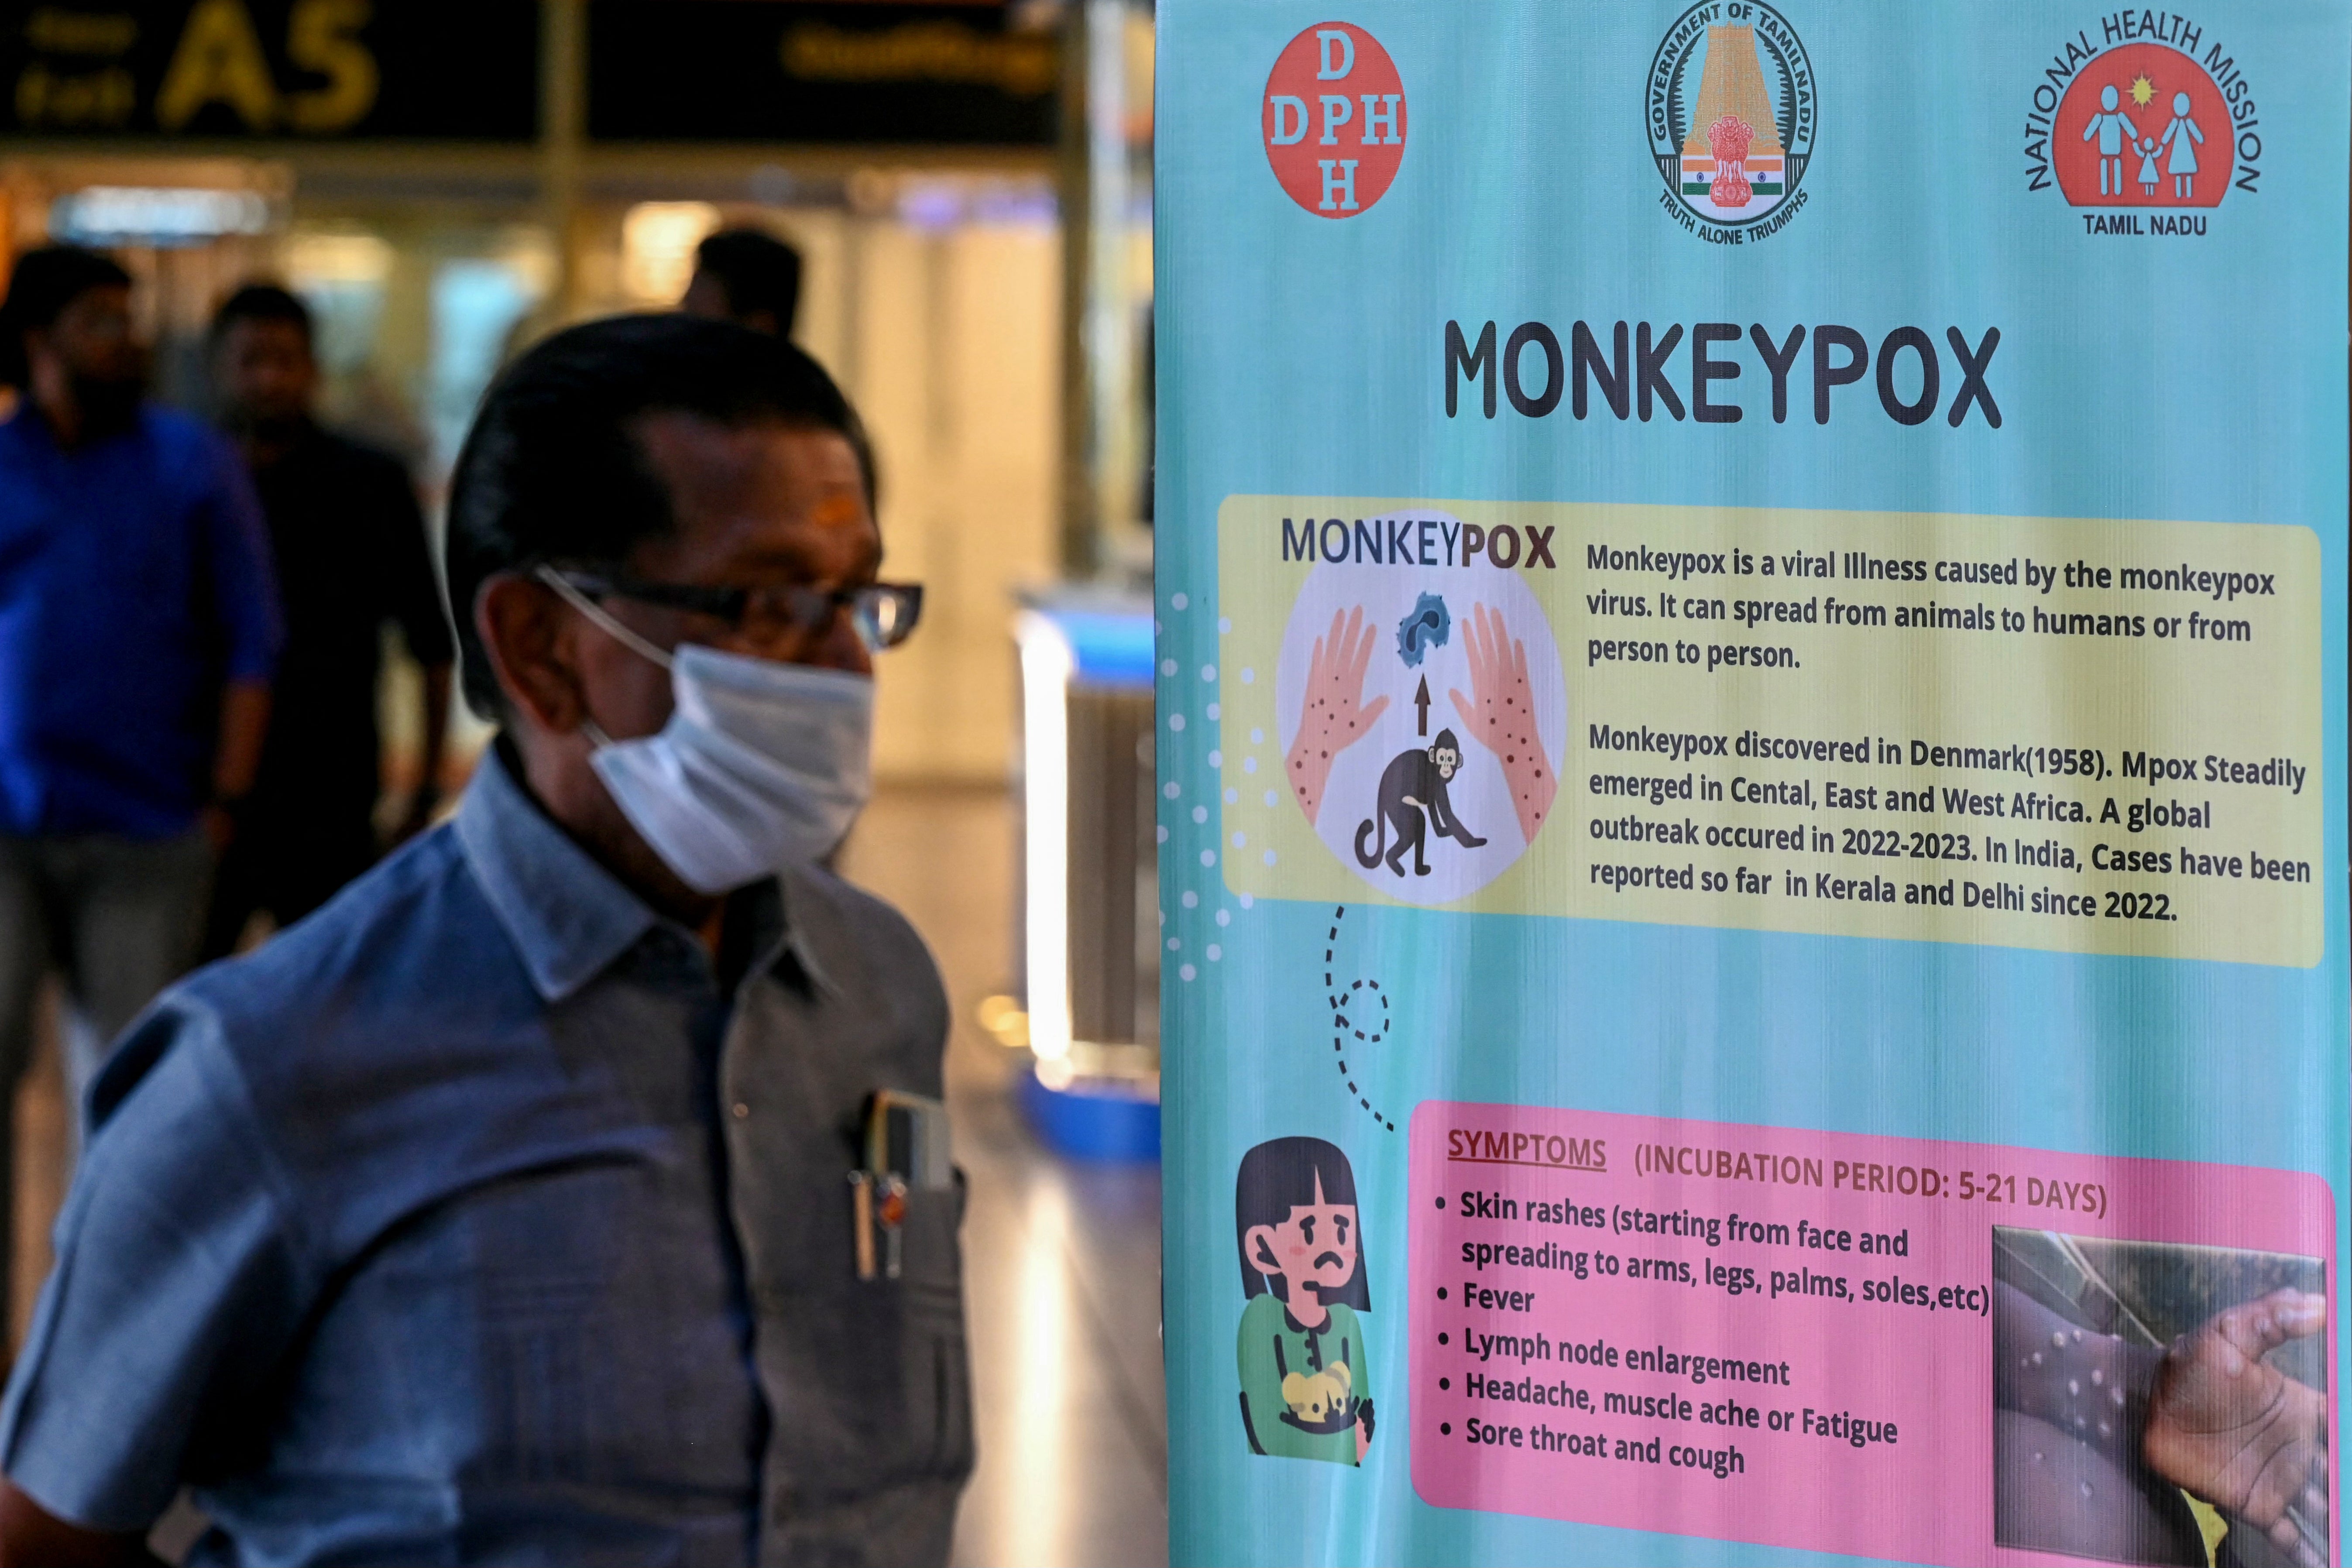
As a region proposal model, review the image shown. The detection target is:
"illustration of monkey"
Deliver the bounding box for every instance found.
[1353,729,1486,877]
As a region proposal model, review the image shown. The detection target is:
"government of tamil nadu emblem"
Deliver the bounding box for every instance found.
[1647,2,1816,237]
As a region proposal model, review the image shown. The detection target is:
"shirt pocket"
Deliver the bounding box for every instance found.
[749,1173,974,1494]
[893,1179,974,1479]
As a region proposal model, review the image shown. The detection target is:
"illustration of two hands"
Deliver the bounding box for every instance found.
[1287,603,1556,842]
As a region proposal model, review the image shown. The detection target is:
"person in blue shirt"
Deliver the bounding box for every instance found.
[0,245,280,1302]
[0,314,963,1567]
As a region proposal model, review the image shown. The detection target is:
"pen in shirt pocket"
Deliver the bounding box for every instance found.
[852,1090,951,1281]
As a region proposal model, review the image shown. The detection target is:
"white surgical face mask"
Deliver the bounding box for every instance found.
[540,567,874,893]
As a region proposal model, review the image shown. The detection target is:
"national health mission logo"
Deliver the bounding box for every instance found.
[1647,1,1816,244]
[1262,22,1406,218]
[2023,12,2261,236]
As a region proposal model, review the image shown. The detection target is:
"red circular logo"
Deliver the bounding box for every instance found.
[1261,22,1406,218]
[2053,43,2233,207]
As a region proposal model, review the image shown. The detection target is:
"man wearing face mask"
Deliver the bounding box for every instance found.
[0,315,967,1568]
[0,246,278,1307]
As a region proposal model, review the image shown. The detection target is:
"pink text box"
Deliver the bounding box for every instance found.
[1407,1103,2336,1565]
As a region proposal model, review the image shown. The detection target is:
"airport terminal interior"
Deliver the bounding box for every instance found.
[0,1,1167,1561]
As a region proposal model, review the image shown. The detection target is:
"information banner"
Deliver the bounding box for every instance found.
[1155,4,2349,1564]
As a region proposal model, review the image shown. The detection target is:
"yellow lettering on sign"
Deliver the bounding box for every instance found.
[782,21,1058,98]
[15,63,137,127]
[155,0,278,131]
[285,0,376,132]
[24,9,139,56]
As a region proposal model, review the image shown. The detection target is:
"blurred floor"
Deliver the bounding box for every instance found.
[839,786,1169,1568]
[7,785,1169,1568]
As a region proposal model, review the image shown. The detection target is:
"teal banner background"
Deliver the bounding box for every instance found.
[1154,3,2349,1562]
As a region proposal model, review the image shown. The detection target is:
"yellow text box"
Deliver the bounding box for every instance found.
[1214,496,2322,967]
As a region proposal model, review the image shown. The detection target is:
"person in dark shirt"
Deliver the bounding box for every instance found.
[683,228,803,338]
[201,284,453,957]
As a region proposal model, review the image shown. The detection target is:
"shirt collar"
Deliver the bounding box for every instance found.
[3,403,58,458]
[2,401,148,456]
[457,745,659,1002]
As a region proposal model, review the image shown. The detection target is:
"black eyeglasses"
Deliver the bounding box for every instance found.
[550,568,923,652]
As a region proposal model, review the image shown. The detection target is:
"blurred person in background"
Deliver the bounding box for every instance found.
[0,315,968,1567]
[0,246,279,1304]
[684,227,803,338]
[201,284,453,959]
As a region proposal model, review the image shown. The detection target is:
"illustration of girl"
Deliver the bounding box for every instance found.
[1235,1136,1375,1465]
[2136,135,2161,197]
[2160,92,2204,199]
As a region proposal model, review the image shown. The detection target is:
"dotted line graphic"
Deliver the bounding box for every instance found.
[1322,906,1396,1132]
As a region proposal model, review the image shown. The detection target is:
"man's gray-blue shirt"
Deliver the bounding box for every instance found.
[0,748,972,1565]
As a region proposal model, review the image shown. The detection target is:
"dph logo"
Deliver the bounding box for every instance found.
[1261,22,1406,218]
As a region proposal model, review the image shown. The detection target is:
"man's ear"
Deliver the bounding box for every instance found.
[476,575,589,734]
[1245,1223,1284,1273]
